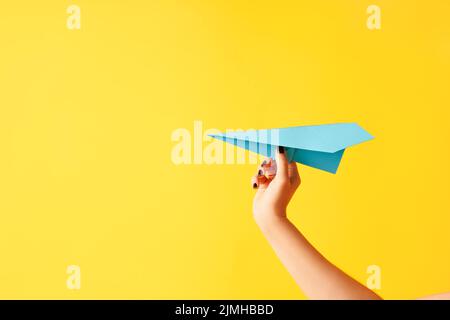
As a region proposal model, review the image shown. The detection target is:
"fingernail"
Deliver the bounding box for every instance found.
[258,169,263,176]
[278,146,285,154]
[261,160,267,166]
[253,183,258,189]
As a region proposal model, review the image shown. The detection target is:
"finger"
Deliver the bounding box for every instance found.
[251,175,259,189]
[256,174,270,190]
[251,173,269,190]
[259,158,274,179]
[288,161,301,186]
[260,161,277,179]
[260,158,272,169]
[256,166,270,184]
[275,146,289,181]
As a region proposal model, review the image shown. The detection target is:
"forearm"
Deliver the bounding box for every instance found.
[256,214,382,300]
[418,292,450,300]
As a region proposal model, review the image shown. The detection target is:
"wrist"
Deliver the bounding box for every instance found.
[254,212,288,234]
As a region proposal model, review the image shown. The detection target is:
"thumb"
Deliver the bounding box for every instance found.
[275,146,289,181]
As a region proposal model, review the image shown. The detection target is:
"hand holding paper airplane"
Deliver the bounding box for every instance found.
[209,123,373,173]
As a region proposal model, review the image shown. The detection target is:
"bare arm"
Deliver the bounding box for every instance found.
[251,147,381,300]
[257,215,381,299]
[418,292,450,300]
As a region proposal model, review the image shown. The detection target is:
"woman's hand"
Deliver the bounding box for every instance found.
[250,148,382,300]
[251,146,301,228]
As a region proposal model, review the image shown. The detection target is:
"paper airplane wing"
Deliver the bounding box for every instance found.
[209,123,373,173]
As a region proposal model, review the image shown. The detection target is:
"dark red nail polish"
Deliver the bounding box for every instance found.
[253,183,258,189]
[278,146,285,154]
[258,169,263,176]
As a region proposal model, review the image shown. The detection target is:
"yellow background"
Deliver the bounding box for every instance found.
[0,0,449,299]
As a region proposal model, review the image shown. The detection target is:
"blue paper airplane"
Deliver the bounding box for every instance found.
[209,123,373,173]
